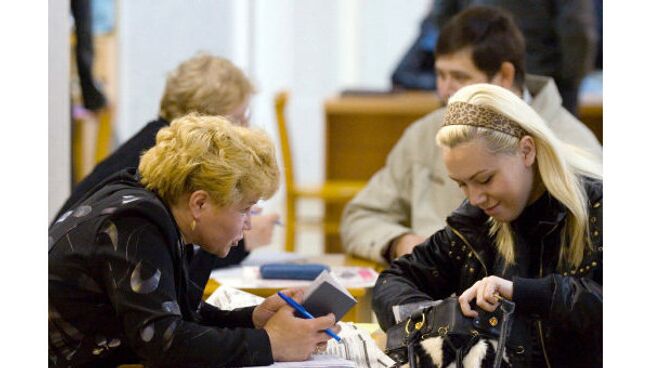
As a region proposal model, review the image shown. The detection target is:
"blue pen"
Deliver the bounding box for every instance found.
[277,291,341,342]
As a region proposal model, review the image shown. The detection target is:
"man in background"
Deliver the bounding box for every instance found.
[432,0,597,115]
[341,6,601,264]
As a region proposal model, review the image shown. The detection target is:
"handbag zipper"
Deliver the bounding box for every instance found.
[448,226,488,276]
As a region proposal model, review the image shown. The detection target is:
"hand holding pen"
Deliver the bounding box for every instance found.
[261,290,341,361]
[277,291,342,342]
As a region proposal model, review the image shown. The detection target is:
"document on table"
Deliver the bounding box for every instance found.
[317,322,395,368]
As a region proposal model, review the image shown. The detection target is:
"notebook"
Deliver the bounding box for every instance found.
[302,270,357,322]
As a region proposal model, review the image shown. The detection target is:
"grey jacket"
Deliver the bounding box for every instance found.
[341,75,602,264]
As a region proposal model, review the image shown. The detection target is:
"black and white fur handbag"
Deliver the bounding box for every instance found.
[385,296,515,368]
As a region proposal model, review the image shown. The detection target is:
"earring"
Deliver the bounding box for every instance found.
[190,219,196,231]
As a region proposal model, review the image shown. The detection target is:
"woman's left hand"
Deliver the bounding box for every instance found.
[458,276,513,318]
[252,288,304,329]
[244,207,280,251]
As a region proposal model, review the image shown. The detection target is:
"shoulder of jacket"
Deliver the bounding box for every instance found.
[407,108,446,134]
[584,178,603,252]
[390,108,446,159]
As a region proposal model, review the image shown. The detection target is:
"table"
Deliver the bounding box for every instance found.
[203,254,384,323]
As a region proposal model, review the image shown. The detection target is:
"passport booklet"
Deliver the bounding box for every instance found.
[301,270,357,322]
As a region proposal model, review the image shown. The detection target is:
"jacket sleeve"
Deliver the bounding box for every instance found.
[100,216,273,368]
[340,123,421,264]
[512,186,603,346]
[372,228,460,330]
[554,0,597,82]
[512,272,601,330]
[198,303,257,328]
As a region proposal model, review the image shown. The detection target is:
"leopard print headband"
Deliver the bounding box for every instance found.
[442,102,526,139]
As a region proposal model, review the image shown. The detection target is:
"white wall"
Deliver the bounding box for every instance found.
[117,0,429,177]
[117,0,238,140]
[49,0,71,222]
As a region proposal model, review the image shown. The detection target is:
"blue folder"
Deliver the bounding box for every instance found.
[260,263,330,280]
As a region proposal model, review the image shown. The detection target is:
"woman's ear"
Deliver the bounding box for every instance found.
[188,190,209,219]
[519,135,537,167]
[490,61,515,91]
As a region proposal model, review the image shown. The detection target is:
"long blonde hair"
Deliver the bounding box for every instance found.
[436,84,601,269]
[139,113,279,208]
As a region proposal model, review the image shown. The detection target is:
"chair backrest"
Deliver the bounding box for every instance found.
[274,91,297,251]
[274,91,295,194]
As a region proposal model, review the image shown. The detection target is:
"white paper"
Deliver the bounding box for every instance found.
[205,285,264,310]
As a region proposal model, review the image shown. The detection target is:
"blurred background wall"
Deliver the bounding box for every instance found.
[50,0,430,240]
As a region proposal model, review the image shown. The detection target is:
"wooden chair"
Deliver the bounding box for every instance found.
[274,91,365,252]
[71,105,113,184]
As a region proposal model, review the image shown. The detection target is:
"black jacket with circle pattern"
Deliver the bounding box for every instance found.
[49,169,273,367]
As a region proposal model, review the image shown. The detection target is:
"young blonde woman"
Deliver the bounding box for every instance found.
[49,114,338,367]
[372,83,602,367]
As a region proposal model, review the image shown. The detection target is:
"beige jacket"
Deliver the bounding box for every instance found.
[341,75,602,264]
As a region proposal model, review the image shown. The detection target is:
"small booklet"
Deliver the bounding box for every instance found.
[302,270,357,322]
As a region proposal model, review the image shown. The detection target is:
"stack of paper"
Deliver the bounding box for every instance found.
[316,322,395,368]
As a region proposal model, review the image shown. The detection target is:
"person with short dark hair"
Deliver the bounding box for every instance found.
[341,5,601,264]
[432,0,597,115]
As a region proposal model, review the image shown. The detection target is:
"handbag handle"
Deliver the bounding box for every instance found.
[493,297,515,368]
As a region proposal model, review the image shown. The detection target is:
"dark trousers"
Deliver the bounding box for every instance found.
[71,0,107,111]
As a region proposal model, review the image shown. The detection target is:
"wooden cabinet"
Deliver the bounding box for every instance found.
[323,92,442,252]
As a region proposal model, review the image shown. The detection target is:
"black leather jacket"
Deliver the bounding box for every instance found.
[373,178,602,367]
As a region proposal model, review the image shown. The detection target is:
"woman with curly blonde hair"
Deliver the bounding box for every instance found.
[49,114,339,367]
[373,84,602,367]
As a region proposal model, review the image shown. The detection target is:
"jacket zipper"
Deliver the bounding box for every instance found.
[448,226,488,276]
[537,223,558,368]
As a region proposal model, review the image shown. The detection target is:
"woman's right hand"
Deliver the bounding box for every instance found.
[264,307,338,362]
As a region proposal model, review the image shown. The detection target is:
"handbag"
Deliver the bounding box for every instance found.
[385,296,515,368]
